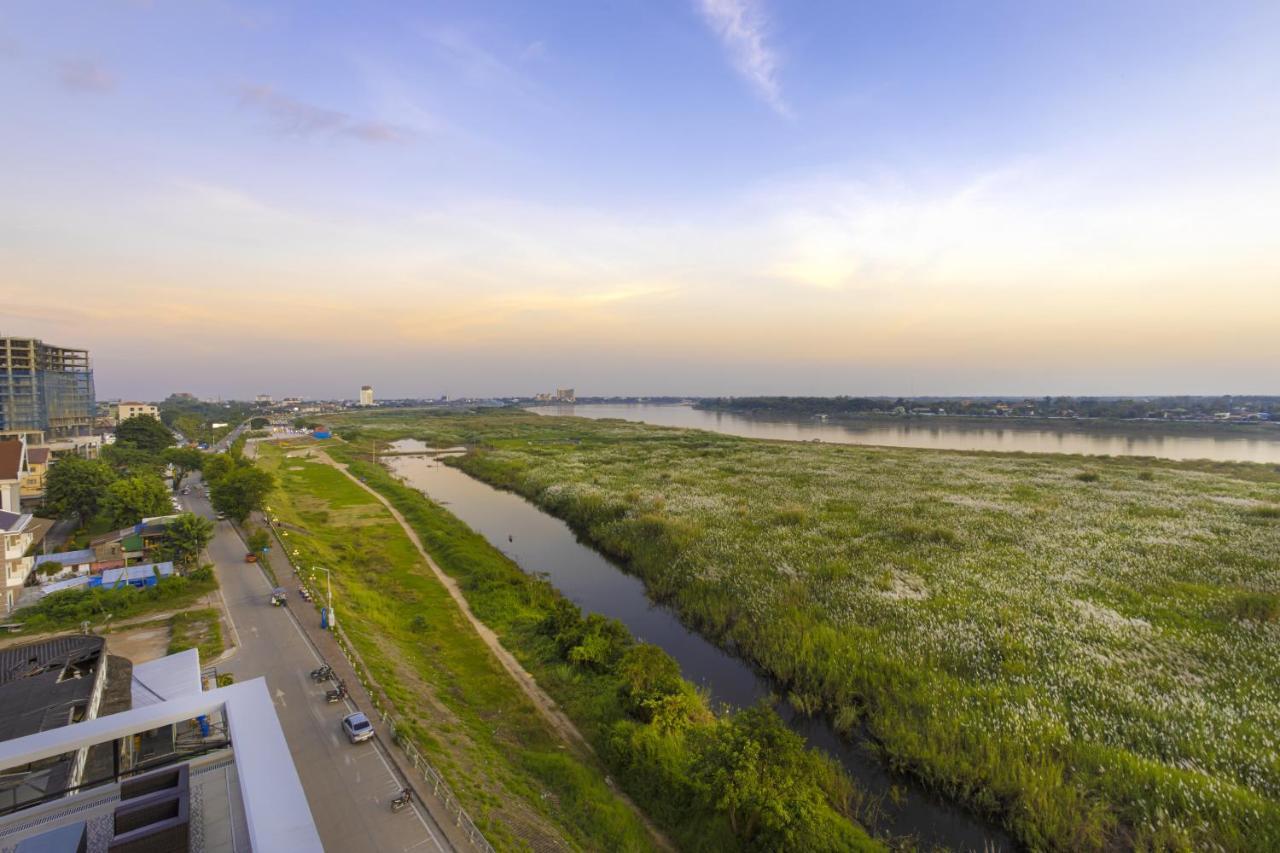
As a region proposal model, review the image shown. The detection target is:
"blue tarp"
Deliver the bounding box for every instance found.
[99,561,176,589]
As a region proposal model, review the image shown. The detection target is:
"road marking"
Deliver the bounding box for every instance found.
[274,687,287,708]
[209,483,449,852]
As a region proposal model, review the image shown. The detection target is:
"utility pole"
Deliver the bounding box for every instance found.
[312,566,336,630]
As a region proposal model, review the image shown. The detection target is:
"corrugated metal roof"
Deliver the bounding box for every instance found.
[130,649,203,708]
[40,576,92,596]
[34,548,95,567]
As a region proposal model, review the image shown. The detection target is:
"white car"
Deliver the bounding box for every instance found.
[342,712,374,744]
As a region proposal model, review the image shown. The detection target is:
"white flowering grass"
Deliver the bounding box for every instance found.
[342,411,1280,850]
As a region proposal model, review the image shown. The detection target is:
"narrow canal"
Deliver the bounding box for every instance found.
[385,443,1014,851]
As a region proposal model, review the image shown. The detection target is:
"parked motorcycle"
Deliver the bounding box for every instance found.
[325,681,347,703]
[391,789,413,813]
[310,664,333,681]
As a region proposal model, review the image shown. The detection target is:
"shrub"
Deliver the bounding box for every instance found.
[1230,591,1280,622]
[37,560,64,577]
[1075,471,1100,482]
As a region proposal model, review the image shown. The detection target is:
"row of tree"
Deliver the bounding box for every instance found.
[46,416,197,528]
[42,415,270,572]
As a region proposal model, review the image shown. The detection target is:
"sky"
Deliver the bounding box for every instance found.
[2,0,1278,400]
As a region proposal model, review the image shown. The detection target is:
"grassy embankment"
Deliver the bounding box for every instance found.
[332,408,1280,852]
[258,443,657,852]
[262,439,878,852]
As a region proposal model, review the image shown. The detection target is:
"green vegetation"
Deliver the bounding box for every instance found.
[45,456,117,520]
[11,570,218,634]
[115,414,177,452]
[307,441,877,851]
[162,513,216,568]
[158,395,254,446]
[256,444,665,852]
[334,409,1280,851]
[168,607,224,661]
[102,474,172,527]
[204,452,274,523]
[244,526,271,554]
[163,446,204,490]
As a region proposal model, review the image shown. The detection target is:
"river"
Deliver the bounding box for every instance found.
[386,443,1013,851]
[528,403,1280,464]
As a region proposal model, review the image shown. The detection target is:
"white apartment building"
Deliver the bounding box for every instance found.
[1,509,34,614]
[359,385,374,406]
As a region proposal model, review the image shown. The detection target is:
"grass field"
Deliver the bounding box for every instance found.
[167,607,224,661]
[332,409,1280,851]
[257,444,659,852]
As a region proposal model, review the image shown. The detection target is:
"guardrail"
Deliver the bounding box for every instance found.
[263,515,495,853]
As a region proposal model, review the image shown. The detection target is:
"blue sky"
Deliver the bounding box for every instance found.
[2,1,1278,399]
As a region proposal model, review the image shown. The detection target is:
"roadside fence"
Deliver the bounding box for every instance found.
[263,514,496,853]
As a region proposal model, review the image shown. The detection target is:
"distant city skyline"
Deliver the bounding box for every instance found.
[3,1,1278,398]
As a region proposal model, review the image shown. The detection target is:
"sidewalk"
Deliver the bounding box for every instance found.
[244,510,486,853]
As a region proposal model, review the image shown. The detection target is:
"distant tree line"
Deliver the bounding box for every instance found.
[158,395,256,445]
[696,395,1280,420]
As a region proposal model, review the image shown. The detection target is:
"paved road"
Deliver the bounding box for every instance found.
[180,475,450,852]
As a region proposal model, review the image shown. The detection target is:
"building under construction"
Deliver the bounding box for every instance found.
[0,337,96,440]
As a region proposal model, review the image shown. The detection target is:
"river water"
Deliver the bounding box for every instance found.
[529,403,1280,464]
[386,444,1013,850]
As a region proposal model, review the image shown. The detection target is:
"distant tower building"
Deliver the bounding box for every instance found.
[0,337,95,440]
[359,385,374,407]
[555,388,576,403]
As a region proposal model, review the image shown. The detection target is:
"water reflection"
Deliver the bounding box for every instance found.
[387,453,1013,851]
[530,404,1280,463]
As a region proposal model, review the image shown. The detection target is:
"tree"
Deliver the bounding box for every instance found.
[102,475,172,528]
[200,452,236,487]
[249,417,269,429]
[691,704,825,849]
[618,643,685,720]
[46,456,117,520]
[245,526,271,553]
[101,445,165,477]
[162,446,204,490]
[209,465,274,523]
[162,512,215,569]
[115,414,175,452]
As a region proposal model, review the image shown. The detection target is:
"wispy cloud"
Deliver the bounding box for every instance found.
[696,0,789,117]
[236,84,410,143]
[58,60,116,93]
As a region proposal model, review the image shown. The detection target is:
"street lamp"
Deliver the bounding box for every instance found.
[311,566,336,631]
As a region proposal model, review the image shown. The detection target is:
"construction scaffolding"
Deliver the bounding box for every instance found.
[0,338,96,439]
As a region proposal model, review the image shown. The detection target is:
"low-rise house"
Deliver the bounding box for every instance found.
[20,445,50,502]
[33,548,96,580]
[90,515,179,566]
[1,510,35,614]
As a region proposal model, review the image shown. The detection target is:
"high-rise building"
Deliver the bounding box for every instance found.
[359,385,374,406]
[0,338,95,440]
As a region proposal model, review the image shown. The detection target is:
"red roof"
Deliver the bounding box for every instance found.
[0,441,25,480]
[26,447,50,465]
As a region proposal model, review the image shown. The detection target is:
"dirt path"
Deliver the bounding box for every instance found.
[316,450,588,749]
[313,448,674,851]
